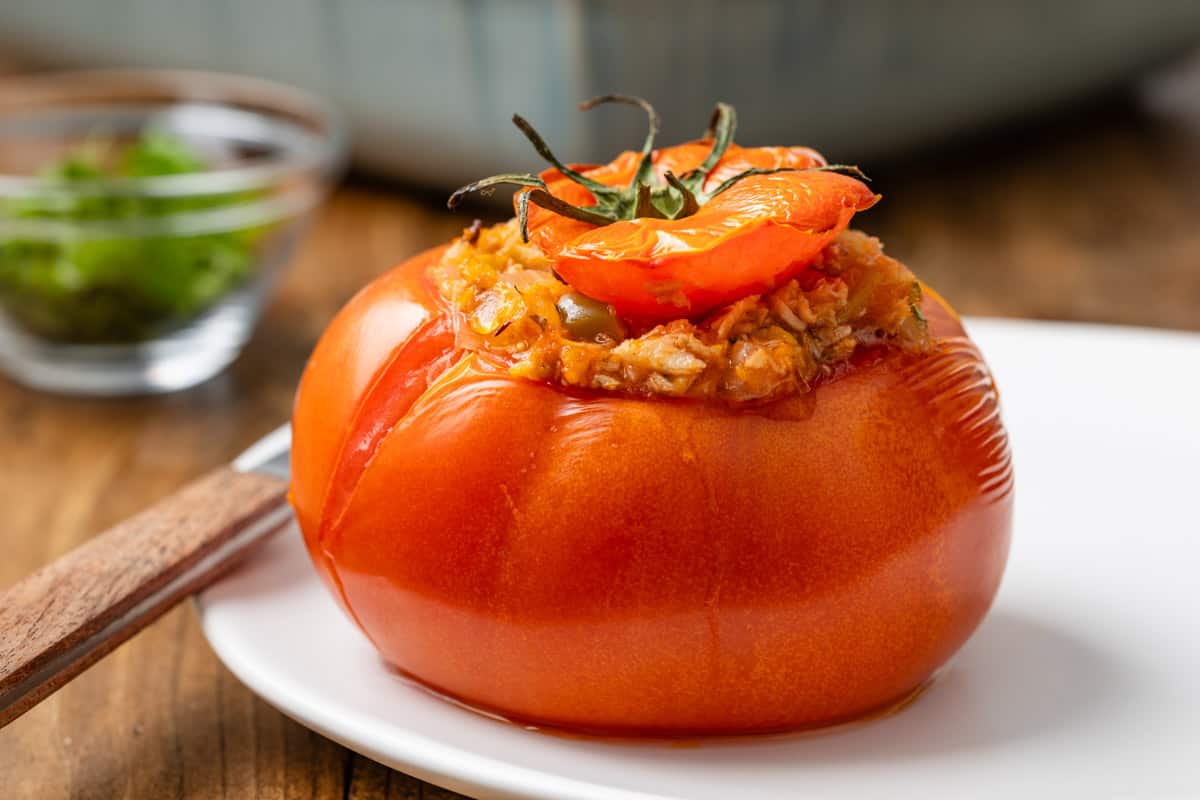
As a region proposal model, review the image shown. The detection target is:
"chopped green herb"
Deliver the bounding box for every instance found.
[0,131,268,343]
[909,281,927,325]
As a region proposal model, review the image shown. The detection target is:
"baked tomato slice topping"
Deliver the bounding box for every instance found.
[449,97,878,320]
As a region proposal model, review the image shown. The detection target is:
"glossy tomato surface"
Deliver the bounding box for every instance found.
[291,246,1014,735]
[523,143,879,320]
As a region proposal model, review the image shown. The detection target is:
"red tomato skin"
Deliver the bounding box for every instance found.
[292,248,1014,735]
[290,246,451,612]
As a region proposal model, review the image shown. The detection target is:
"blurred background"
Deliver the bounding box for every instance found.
[2,3,1200,797]
[6,1,1200,184]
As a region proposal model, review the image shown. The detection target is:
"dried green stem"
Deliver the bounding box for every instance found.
[525,189,614,227]
[511,114,617,197]
[580,94,660,188]
[447,99,869,239]
[689,102,737,187]
[447,173,547,209]
[663,170,700,217]
[704,164,870,202]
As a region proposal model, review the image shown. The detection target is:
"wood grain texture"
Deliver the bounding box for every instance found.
[0,467,289,727]
[1,53,1199,798]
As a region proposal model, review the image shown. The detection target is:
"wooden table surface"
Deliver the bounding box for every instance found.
[3,57,1200,798]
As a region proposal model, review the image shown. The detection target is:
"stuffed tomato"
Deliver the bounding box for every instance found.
[290,98,1013,735]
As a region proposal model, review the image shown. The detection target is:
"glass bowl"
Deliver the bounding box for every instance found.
[0,69,346,395]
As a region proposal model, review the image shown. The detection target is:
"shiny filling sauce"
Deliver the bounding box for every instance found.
[431,220,930,404]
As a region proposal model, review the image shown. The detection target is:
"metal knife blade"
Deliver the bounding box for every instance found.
[233,423,292,479]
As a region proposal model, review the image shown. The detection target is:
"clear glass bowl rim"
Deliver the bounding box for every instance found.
[0,68,348,200]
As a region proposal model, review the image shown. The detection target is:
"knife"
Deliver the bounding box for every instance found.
[0,424,293,728]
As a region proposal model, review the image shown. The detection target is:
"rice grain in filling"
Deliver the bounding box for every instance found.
[431,220,930,404]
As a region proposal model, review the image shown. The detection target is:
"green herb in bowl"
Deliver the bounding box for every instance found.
[0,131,267,344]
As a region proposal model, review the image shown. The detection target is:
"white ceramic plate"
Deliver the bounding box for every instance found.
[199,319,1200,800]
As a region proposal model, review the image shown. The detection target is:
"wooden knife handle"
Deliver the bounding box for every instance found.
[0,466,290,728]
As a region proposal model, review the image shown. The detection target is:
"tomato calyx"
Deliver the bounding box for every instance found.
[446,96,868,243]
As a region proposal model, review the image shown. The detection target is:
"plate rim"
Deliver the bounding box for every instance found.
[202,317,1200,800]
